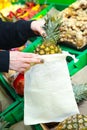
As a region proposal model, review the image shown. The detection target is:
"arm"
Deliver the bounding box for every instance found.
[0,50,43,72]
[0,19,36,50]
[0,19,46,72]
[0,51,9,72]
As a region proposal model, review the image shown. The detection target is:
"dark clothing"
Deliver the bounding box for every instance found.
[0,19,36,72]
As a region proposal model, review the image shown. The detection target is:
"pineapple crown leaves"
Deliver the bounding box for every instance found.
[42,15,62,44]
[0,117,10,130]
[72,83,87,104]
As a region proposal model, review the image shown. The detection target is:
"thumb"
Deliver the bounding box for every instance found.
[39,27,47,37]
[33,27,47,37]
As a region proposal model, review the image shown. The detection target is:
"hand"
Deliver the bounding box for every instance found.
[9,51,42,72]
[30,19,46,37]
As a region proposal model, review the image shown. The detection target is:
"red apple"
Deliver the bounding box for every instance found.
[13,73,24,96]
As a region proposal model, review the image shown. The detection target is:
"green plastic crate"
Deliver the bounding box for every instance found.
[22,2,84,55]
[0,101,24,126]
[13,0,76,5]
[32,4,54,19]
[32,1,70,20]
[38,0,76,5]
[68,49,87,76]
[0,73,22,101]
[0,73,23,125]
[23,37,82,58]
[32,3,69,19]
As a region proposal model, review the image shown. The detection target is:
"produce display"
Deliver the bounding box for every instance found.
[58,0,87,49]
[0,1,46,21]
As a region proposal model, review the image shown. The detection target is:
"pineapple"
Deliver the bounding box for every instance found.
[35,15,62,55]
[72,83,87,104]
[56,114,87,130]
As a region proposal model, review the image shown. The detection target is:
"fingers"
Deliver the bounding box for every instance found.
[19,57,41,63]
[41,32,47,38]
[17,64,31,73]
[21,52,39,58]
[9,51,44,73]
[39,27,47,37]
[30,19,47,37]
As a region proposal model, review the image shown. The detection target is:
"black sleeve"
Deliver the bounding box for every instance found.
[0,51,9,72]
[0,19,36,50]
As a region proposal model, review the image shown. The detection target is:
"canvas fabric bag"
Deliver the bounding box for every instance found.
[24,52,79,125]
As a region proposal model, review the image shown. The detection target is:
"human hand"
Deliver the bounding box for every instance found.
[9,51,42,72]
[30,19,46,37]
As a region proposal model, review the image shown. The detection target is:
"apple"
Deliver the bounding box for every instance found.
[13,73,24,96]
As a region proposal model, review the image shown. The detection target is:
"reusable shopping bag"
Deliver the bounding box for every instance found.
[24,52,79,125]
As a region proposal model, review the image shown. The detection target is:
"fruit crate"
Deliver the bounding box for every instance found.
[11,0,73,21]
[23,37,82,60]
[32,1,71,20]
[38,0,76,11]
[0,100,24,126]
[68,49,87,76]
[32,4,54,20]
[0,73,23,124]
[30,2,86,55]
[12,1,82,56]
[15,0,76,5]
[38,0,76,5]
[0,73,22,101]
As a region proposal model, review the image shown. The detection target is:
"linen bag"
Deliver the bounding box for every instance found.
[24,52,79,125]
